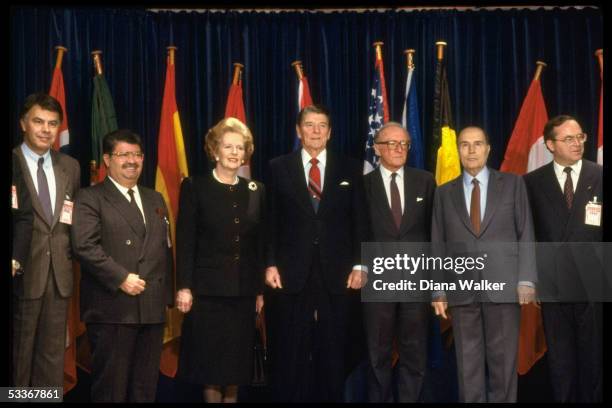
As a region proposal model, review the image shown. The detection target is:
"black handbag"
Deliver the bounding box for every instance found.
[252,311,268,386]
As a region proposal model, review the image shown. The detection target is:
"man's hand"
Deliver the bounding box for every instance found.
[517,285,537,305]
[265,266,283,289]
[431,300,449,320]
[120,273,146,296]
[346,269,367,289]
[176,288,193,313]
[256,294,264,314]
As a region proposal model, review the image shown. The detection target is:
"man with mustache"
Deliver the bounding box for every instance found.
[71,129,173,402]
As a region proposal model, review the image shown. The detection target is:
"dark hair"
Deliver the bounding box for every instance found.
[20,92,63,123]
[296,104,332,128]
[458,126,490,144]
[102,129,144,155]
[543,115,579,142]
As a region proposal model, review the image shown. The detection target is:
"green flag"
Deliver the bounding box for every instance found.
[91,73,118,183]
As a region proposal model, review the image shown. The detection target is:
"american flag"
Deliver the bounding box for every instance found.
[364,53,389,174]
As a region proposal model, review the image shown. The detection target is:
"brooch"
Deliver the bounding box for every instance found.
[248,181,257,191]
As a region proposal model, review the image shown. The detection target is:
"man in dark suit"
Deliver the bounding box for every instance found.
[523,115,602,402]
[363,122,435,402]
[12,150,34,283]
[265,104,369,402]
[12,93,81,387]
[71,129,173,402]
[431,126,537,402]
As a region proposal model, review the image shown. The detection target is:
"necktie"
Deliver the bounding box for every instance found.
[308,158,322,212]
[390,172,402,230]
[470,178,481,235]
[128,188,146,236]
[563,167,574,209]
[37,157,53,223]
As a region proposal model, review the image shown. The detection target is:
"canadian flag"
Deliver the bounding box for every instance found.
[596,50,603,165]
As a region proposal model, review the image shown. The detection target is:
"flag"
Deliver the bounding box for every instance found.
[401,60,424,169]
[156,48,189,378]
[500,63,550,375]
[49,64,69,152]
[48,47,84,395]
[597,51,603,165]
[364,44,389,174]
[500,74,551,174]
[293,70,314,150]
[224,64,250,179]
[431,44,460,185]
[91,61,118,184]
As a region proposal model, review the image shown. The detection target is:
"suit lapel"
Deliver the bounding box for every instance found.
[371,168,398,235]
[563,162,598,240]
[450,177,473,234]
[14,147,52,228]
[540,162,570,221]
[102,178,147,239]
[317,152,337,216]
[288,151,315,216]
[399,168,418,234]
[51,150,67,228]
[139,188,157,261]
[479,169,502,235]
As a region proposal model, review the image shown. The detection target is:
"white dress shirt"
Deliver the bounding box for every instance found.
[301,149,327,190]
[379,165,405,213]
[108,176,146,224]
[21,143,57,214]
[553,159,582,194]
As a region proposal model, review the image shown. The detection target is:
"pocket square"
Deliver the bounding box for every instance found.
[416,197,423,202]
[339,181,350,186]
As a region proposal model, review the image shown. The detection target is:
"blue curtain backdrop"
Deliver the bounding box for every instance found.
[10,7,602,187]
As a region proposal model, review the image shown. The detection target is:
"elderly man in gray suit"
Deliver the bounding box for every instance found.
[430,126,537,402]
[72,129,173,402]
[12,93,81,387]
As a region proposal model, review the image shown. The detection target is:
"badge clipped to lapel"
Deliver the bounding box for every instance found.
[60,194,74,225]
[11,185,18,209]
[156,207,172,248]
[585,196,602,227]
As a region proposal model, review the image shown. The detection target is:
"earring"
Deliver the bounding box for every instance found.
[215,156,220,161]
[241,159,245,164]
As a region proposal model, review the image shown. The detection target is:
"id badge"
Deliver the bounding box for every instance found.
[11,185,18,209]
[585,196,602,227]
[60,199,74,225]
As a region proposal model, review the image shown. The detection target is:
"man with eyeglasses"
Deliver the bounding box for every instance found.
[11,93,81,388]
[362,122,436,402]
[524,115,602,402]
[71,129,173,402]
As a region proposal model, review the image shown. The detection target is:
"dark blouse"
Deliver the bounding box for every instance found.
[176,172,265,296]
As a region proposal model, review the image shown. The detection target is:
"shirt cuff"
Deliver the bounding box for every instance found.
[518,281,535,288]
[353,265,367,273]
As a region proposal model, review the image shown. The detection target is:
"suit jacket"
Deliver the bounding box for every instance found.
[12,151,34,268]
[12,146,80,299]
[176,174,265,297]
[71,178,173,324]
[265,150,369,295]
[431,168,537,305]
[524,160,603,301]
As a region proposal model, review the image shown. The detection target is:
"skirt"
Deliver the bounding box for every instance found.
[177,295,255,385]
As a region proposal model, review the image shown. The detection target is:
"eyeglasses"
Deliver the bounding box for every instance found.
[111,151,144,160]
[552,133,587,145]
[375,140,411,150]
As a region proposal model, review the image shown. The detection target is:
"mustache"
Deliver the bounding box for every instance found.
[122,164,139,169]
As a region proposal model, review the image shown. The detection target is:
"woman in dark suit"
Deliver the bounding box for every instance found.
[175,117,265,403]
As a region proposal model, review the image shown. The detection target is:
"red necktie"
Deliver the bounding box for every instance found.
[308,158,321,208]
[470,178,481,234]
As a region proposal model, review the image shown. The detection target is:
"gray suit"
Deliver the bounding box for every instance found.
[12,146,80,387]
[431,168,536,402]
[71,178,173,401]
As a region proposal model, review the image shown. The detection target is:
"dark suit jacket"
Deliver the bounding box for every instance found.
[71,178,173,324]
[12,146,80,299]
[176,174,265,297]
[524,160,604,301]
[364,166,435,242]
[265,150,369,295]
[12,151,34,268]
[431,168,537,305]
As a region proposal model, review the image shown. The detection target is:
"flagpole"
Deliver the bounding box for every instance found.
[54,46,67,69]
[232,62,244,85]
[90,50,104,185]
[91,50,104,76]
[404,49,415,70]
[291,60,305,80]
[533,61,547,81]
[373,41,384,62]
[167,45,177,65]
[595,49,603,73]
[435,41,447,61]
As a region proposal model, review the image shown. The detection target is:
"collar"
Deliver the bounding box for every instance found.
[379,164,404,181]
[463,166,490,187]
[212,169,239,185]
[553,159,582,178]
[108,175,140,197]
[21,142,51,167]
[301,148,327,167]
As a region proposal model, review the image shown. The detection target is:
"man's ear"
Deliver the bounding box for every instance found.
[102,154,111,168]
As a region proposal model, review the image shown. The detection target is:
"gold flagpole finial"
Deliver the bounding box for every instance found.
[54,46,68,69]
[373,41,384,62]
[595,49,603,72]
[291,60,305,80]
[232,63,244,85]
[404,49,415,70]
[167,46,178,65]
[435,41,447,61]
[533,61,547,81]
[91,50,104,75]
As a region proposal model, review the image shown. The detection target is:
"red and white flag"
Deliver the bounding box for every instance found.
[597,51,603,165]
[224,64,250,178]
